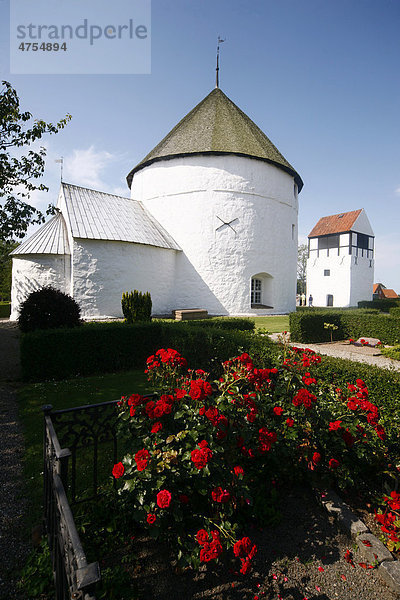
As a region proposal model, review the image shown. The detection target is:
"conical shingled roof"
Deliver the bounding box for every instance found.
[126,88,303,191]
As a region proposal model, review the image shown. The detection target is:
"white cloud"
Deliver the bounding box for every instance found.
[395,186,400,196]
[64,146,119,190]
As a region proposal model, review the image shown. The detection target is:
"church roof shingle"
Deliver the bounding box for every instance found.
[308,209,363,238]
[61,183,181,250]
[11,211,70,255]
[126,88,303,191]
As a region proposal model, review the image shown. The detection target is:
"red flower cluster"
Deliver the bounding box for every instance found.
[146,348,187,371]
[292,388,317,410]
[189,379,213,401]
[135,448,150,471]
[145,394,175,419]
[331,380,385,442]
[196,529,223,562]
[191,440,213,469]
[127,393,145,416]
[233,536,257,574]
[156,489,172,508]
[302,372,316,386]
[258,427,277,454]
[374,491,400,548]
[201,405,228,440]
[112,461,124,479]
[211,486,231,503]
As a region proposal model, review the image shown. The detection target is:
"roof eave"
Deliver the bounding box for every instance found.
[127,151,304,191]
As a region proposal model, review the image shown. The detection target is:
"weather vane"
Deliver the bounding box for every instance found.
[216,36,226,88]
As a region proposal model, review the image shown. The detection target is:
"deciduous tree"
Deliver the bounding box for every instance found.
[0,80,71,242]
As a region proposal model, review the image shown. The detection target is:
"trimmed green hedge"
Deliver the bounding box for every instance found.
[20,321,274,381]
[358,299,400,312]
[389,307,400,318]
[0,302,11,318]
[178,317,255,331]
[290,309,400,345]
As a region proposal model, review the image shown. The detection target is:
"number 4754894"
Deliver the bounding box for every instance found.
[18,42,67,51]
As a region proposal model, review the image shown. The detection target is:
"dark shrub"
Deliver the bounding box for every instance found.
[121,290,152,322]
[18,286,81,333]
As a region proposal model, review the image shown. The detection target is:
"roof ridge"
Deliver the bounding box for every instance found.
[62,181,131,200]
[126,88,303,191]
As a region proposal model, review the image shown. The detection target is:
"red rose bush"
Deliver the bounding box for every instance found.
[113,346,387,572]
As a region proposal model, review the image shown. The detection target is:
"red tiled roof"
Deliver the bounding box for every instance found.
[382,289,398,299]
[308,209,362,238]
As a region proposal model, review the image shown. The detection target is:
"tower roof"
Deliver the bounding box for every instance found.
[126,88,303,191]
[308,209,364,238]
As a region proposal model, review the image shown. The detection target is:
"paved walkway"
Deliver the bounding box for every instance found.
[269,334,400,372]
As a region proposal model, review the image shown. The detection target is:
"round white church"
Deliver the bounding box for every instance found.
[11,87,303,319]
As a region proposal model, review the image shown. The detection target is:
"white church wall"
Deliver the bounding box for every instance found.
[10,255,71,319]
[306,254,352,307]
[72,238,178,318]
[349,256,374,306]
[131,154,298,315]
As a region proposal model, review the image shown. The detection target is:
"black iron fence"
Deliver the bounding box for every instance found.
[42,395,156,599]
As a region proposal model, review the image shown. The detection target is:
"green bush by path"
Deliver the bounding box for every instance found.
[358,299,400,312]
[389,307,400,318]
[20,321,277,381]
[381,345,400,361]
[178,317,255,331]
[290,309,400,345]
[0,301,11,318]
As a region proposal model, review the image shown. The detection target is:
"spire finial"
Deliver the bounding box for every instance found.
[216,36,225,88]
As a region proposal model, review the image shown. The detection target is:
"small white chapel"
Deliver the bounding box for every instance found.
[10,85,303,320]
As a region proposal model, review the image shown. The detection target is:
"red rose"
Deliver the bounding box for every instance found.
[112,462,124,479]
[196,529,209,545]
[273,406,283,416]
[312,452,321,465]
[151,421,163,433]
[233,465,244,477]
[329,458,340,470]
[286,418,294,427]
[135,448,150,471]
[179,494,189,504]
[156,489,172,508]
[146,513,156,525]
[329,420,342,431]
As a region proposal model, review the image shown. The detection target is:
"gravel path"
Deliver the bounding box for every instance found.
[0,384,28,600]
[133,485,398,600]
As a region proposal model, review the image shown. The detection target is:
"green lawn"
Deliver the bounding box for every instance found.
[18,369,149,525]
[249,315,290,333]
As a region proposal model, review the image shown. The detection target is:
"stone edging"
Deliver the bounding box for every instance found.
[315,489,400,596]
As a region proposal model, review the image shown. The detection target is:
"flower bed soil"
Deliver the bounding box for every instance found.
[126,484,397,600]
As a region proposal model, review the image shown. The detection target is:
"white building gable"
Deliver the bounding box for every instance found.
[306,209,374,308]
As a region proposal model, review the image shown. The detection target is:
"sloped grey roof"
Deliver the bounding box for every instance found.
[61,183,180,250]
[11,212,71,255]
[127,88,303,191]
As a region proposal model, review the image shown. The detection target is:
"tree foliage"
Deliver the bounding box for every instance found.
[0,240,18,300]
[297,243,308,294]
[0,80,71,242]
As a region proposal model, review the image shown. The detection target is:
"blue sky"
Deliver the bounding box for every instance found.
[1,0,400,291]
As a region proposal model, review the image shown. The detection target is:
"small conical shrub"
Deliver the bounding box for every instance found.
[18,286,81,333]
[121,290,152,323]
